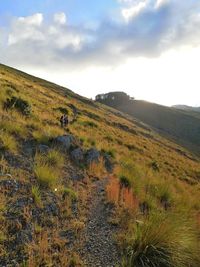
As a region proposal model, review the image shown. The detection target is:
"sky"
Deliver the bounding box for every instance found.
[0,0,200,106]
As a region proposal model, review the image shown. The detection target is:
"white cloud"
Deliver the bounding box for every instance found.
[1,2,200,106]
[155,0,169,9]
[122,1,148,21]
[53,12,67,25]
[8,14,44,45]
[18,13,43,26]
[7,12,82,50]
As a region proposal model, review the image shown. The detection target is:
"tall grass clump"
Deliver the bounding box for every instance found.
[45,149,64,168]
[123,212,200,267]
[31,186,42,207]
[34,164,58,188]
[0,130,17,153]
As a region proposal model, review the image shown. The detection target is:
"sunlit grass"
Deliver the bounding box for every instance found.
[0,130,18,153]
[123,212,200,267]
[34,163,59,188]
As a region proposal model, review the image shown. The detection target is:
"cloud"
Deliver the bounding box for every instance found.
[53,12,67,25]
[17,13,43,26]
[122,1,148,21]
[8,14,44,45]
[155,0,169,9]
[1,1,200,70]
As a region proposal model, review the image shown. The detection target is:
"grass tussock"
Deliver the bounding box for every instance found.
[0,130,18,153]
[45,149,64,168]
[63,187,78,201]
[34,164,59,188]
[31,186,42,207]
[123,212,200,267]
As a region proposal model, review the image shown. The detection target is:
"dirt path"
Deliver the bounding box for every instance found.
[81,178,120,267]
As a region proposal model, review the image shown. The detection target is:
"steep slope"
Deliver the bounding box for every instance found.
[0,64,200,266]
[96,94,200,155]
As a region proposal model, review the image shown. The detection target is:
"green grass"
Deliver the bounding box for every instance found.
[45,149,64,168]
[63,188,78,201]
[0,120,27,137]
[35,149,64,168]
[34,164,59,188]
[0,131,18,153]
[123,212,200,267]
[31,186,42,207]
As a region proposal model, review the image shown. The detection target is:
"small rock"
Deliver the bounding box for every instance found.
[103,154,115,173]
[54,135,75,151]
[85,148,100,165]
[70,147,84,164]
[37,144,50,154]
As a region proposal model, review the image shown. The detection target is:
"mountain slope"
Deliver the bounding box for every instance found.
[96,94,200,155]
[0,64,200,266]
[172,104,200,112]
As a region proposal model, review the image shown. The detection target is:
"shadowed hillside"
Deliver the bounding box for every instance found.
[0,65,200,266]
[96,92,200,155]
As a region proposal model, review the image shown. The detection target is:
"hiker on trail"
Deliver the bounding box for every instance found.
[63,113,69,127]
[60,114,68,128]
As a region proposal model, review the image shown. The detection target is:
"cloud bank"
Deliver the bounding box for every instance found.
[0,0,200,70]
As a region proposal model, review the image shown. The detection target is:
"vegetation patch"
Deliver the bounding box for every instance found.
[34,163,59,188]
[122,212,200,267]
[4,96,31,116]
[0,130,18,153]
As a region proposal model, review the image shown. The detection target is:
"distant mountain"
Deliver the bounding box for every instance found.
[96,92,200,155]
[172,105,200,112]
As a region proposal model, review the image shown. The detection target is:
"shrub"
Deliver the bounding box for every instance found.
[34,164,58,188]
[4,96,31,116]
[123,212,200,267]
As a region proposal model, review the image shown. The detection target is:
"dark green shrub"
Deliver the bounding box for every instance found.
[4,96,31,115]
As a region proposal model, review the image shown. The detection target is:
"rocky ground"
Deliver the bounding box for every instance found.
[80,177,120,267]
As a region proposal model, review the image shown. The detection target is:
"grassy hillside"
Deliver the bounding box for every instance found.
[98,96,200,155]
[0,64,200,266]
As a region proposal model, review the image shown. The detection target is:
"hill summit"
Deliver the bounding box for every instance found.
[96,91,200,155]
